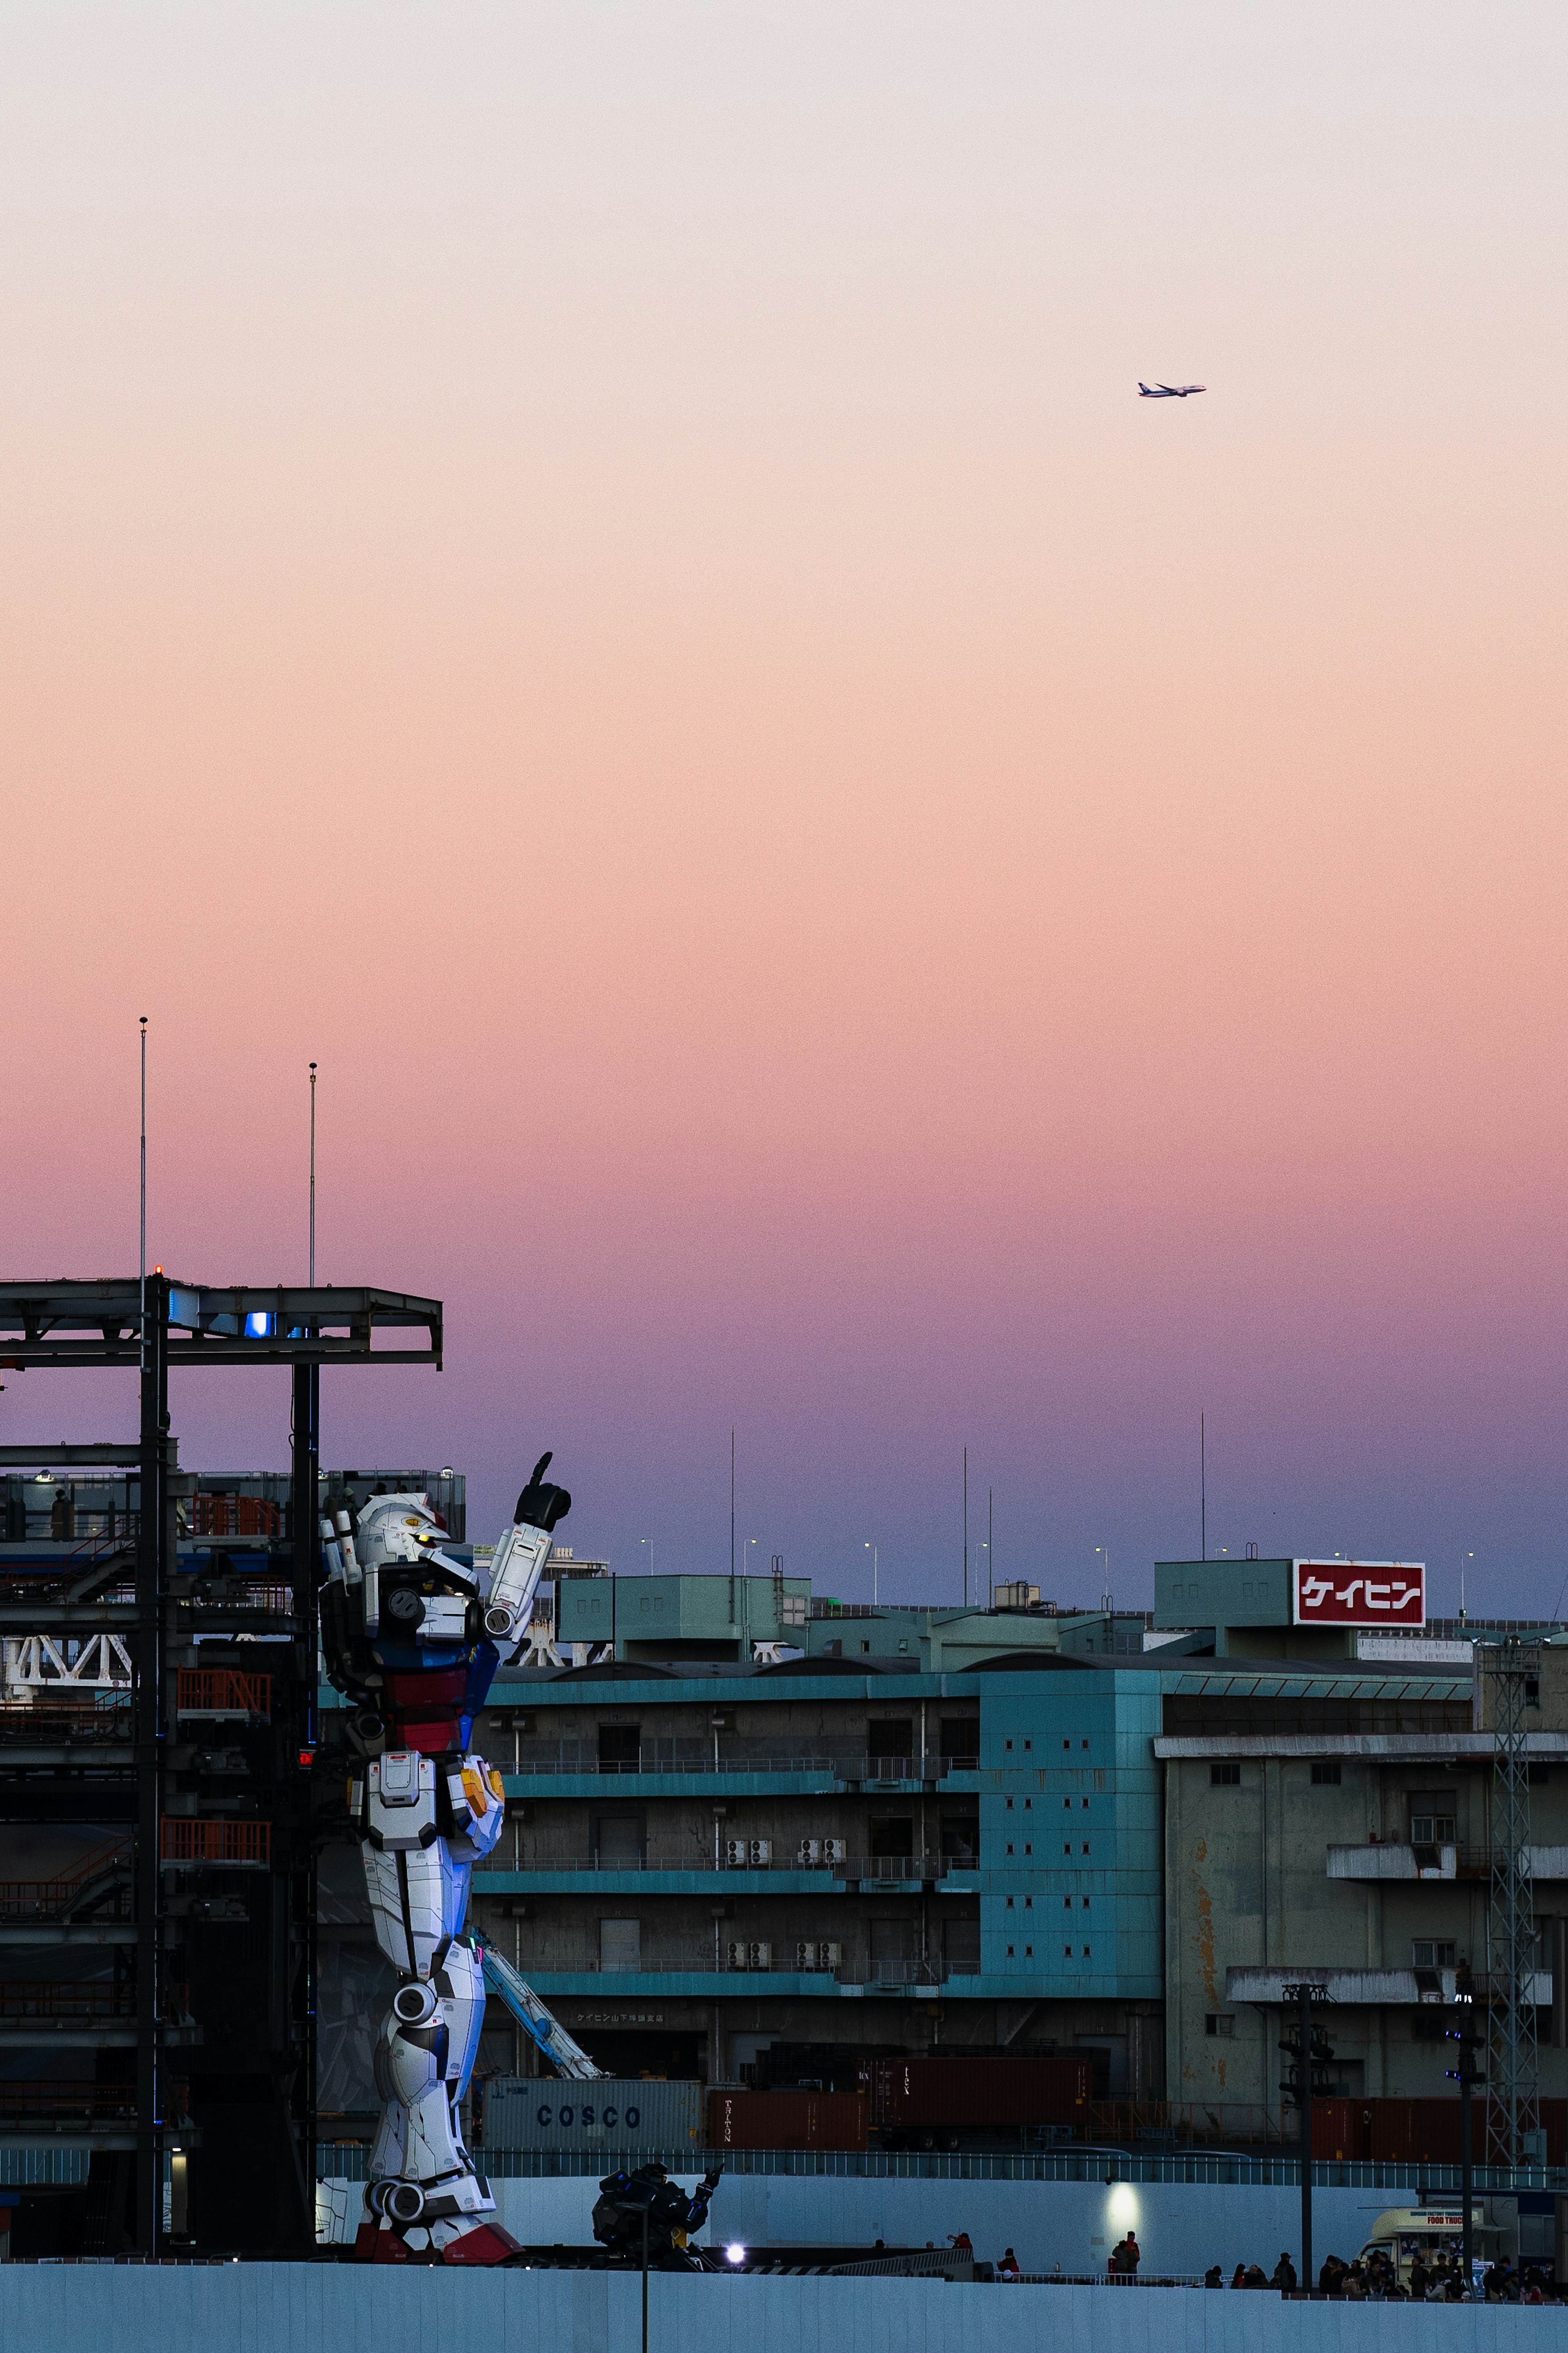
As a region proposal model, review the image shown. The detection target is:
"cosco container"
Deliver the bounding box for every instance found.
[708,2089,868,2152]
[866,2055,1091,2130]
[481,2076,705,2155]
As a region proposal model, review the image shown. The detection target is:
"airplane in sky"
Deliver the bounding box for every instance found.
[1138,381,1206,398]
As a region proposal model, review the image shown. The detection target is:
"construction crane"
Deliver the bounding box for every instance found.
[479,1940,606,2079]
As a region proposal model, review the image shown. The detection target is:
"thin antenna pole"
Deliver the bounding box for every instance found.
[729,1428,736,1630]
[1200,1411,1206,1561]
[138,1018,147,1353]
[309,1062,317,1285]
[988,1486,993,1610]
[962,1445,968,1609]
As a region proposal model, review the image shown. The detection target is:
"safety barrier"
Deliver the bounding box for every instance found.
[175,1669,272,1720]
[158,1818,271,1867]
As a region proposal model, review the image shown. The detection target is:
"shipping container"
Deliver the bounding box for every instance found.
[708,2090,868,2152]
[481,2077,704,2155]
[1310,2099,1367,2162]
[866,2056,1091,2130]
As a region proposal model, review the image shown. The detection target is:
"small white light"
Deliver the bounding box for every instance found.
[726,2243,746,2266]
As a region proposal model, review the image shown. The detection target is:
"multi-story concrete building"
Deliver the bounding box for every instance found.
[310,1555,1568,2130]
[1162,1629,1568,2120]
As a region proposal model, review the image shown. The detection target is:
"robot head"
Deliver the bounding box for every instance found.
[355,1492,476,1588]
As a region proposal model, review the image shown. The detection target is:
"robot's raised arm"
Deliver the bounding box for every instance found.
[483,1450,572,1646]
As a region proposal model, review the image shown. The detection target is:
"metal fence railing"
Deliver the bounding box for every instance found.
[312,2142,1568,2196]
[159,1818,271,1867]
[498,1745,969,1779]
[175,1668,272,1720]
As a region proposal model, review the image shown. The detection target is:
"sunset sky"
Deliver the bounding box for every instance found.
[4,5,1566,1615]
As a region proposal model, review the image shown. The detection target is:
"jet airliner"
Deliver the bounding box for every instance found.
[1139,382,1206,398]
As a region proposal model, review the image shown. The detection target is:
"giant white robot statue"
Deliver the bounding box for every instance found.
[320,1452,572,2264]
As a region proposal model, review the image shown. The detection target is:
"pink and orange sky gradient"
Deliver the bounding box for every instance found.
[4,5,1566,1614]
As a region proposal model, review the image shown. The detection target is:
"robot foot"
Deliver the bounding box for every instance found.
[352,2216,522,2266]
[440,2219,524,2265]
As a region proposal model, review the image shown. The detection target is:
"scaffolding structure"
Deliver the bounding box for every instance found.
[0,1275,442,2257]
[1483,1636,1541,2167]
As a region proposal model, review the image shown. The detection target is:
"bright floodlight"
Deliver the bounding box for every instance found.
[726,2244,746,2265]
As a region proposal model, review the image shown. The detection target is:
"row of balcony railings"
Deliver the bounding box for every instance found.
[582,1952,965,1983]
[499,1742,979,1777]
[0,2080,190,2124]
[477,1851,976,1876]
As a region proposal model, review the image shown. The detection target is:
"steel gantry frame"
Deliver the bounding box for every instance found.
[0,1276,441,2256]
[1482,1636,1541,2168]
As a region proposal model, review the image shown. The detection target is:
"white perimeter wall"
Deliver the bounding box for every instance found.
[321,2170,1415,2277]
[0,2264,1552,2353]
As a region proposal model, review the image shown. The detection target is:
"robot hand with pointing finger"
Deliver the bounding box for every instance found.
[320,1453,571,2264]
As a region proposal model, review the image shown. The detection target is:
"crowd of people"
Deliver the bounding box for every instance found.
[1192,2248,1565,2302]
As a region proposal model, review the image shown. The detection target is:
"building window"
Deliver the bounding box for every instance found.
[869,1817,915,1858]
[599,1918,641,1972]
[1081,1740,1089,1751]
[1023,1799,1031,1810]
[1082,1842,1090,1855]
[593,1813,646,1865]
[1082,1798,1089,1809]
[598,1724,641,1771]
[868,1720,914,1765]
[1023,1740,1031,1751]
[1006,1896,1015,1909]
[940,1718,980,1761]
[1064,1896,1072,1910]
[1413,1940,1457,1968]
[1006,1842,1014,1855]
[1063,1798,1072,1810]
[1311,1762,1341,1786]
[1081,1945,1090,1957]
[1023,1843,1032,1855]
[1062,1738,1071,1751]
[1005,1739,1014,1751]
[1205,2014,1235,2038]
[1081,1896,1090,1908]
[1024,1897,1033,1909]
[1063,1946,1072,1958]
[1024,1945,1033,1957]
[1006,1798,1014,1810]
[1007,1944,1016,1958]
[1211,1762,1241,1786]
[1063,1842,1072,1855]
[1410,1811,1455,1844]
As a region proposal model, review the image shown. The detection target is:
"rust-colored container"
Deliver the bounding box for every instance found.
[866,2056,1091,2129]
[708,2090,868,2151]
[1310,2098,1365,2161]
[1367,2099,1462,2166]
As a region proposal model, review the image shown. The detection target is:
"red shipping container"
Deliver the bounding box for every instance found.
[1368,2100,1462,2166]
[867,2056,1091,2129]
[1310,2099,1366,2161]
[708,2090,867,2152]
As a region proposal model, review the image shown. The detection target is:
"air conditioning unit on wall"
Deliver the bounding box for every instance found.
[727,1940,772,1969]
[799,1838,821,1864]
[796,1940,842,1969]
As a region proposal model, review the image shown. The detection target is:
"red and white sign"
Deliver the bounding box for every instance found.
[1292,1560,1425,1627]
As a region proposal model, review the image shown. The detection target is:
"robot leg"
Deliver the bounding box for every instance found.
[355,1805,517,2263]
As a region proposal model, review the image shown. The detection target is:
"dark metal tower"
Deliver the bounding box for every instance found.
[1482,1636,1541,2168]
[0,1278,441,2257]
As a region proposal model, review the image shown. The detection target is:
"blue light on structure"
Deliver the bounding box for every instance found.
[244,1311,275,1338]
